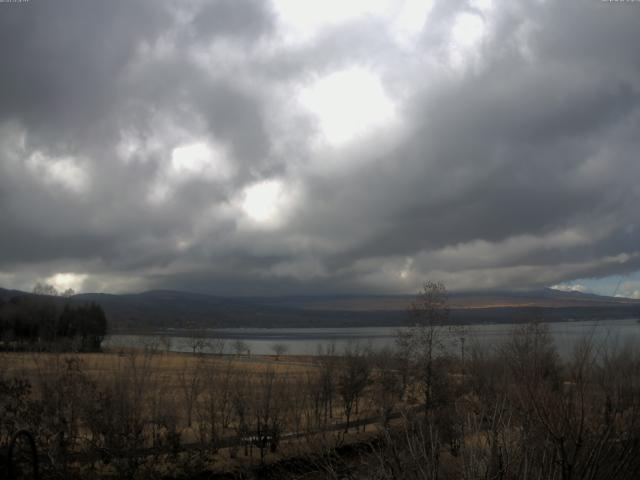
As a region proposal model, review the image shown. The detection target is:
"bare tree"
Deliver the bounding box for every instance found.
[284,373,308,437]
[197,360,223,446]
[178,359,203,428]
[305,370,324,430]
[33,282,59,296]
[231,372,252,457]
[252,368,286,462]
[232,339,249,357]
[187,335,209,355]
[158,335,172,354]
[316,344,338,426]
[209,336,226,356]
[198,359,236,443]
[271,342,288,360]
[338,344,371,432]
[397,280,452,412]
[61,288,75,298]
[371,350,404,426]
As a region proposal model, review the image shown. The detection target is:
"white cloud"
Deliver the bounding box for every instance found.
[551,283,588,293]
[388,0,434,48]
[272,0,388,44]
[272,0,434,48]
[44,272,89,293]
[170,141,232,179]
[470,0,494,14]
[26,151,89,194]
[430,228,593,270]
[614,281,640,300]
[298,67,397,147]
[238,178,297,228]
[148,140,233,204]
[449,12,486,70]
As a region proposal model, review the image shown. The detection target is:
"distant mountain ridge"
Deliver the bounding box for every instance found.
[1,287,639,331]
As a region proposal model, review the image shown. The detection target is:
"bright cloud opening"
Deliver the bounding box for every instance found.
[273,0,387,44]
[389,0,434,48]
[170,141,231,180]
[45,272,88,293]
[470,0,494,14]
[26,152,89,194]
[398,257,414,280]
[148,141,232,204]
[273,0,432,47]
[299,67,396,146]
[240,179,291,226]
[550,283,588,293]
[453,13,485,49]
[449,13,486,69]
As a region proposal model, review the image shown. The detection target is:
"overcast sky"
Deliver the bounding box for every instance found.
[1,0,639,297]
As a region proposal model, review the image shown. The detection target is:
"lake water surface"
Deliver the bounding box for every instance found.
[104,318,640,357]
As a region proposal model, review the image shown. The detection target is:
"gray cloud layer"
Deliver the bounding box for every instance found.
[1,0,639,295]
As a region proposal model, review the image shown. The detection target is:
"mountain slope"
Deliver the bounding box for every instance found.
[2,287,639,330]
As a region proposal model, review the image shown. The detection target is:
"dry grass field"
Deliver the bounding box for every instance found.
[1,349,317,382]
[2,345,412,478]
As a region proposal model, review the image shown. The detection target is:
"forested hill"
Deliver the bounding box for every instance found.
[3,287,639,331]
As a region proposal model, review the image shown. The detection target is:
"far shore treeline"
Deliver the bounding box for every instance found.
[0,287,107,351]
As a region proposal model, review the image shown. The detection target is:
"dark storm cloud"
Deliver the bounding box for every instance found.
[1,0,639,294]
[196,79,273,174]
[190,0,275,43]
[0,0,171,139]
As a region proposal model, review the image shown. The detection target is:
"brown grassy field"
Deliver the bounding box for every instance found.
[1,349,317,380]
[4,322,640,480]
[1,347,398,478]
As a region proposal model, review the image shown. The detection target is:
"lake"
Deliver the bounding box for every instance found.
[104,318,640,357]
